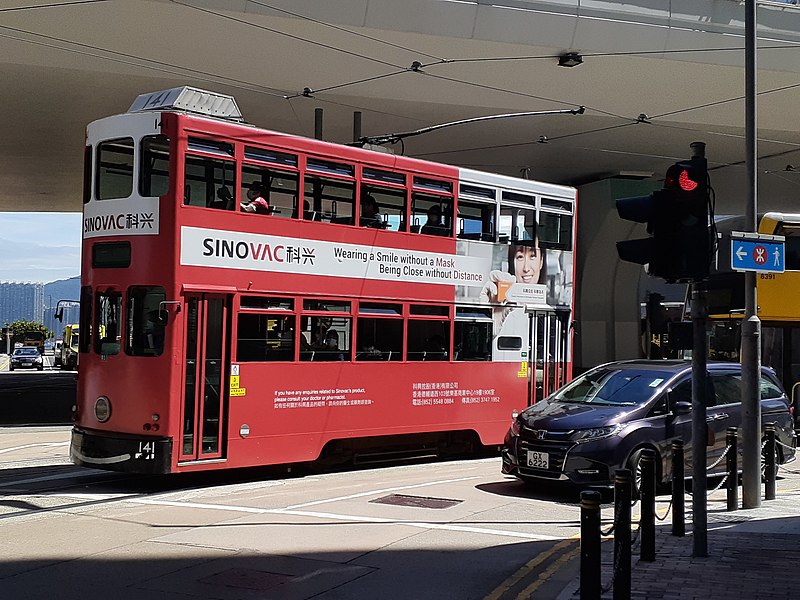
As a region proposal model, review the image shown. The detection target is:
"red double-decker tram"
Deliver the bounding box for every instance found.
[70,87,577,474]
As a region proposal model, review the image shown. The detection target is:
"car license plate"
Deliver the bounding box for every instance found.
[526,450,549,469]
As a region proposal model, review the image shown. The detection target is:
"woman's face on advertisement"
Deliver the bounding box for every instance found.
[513,246,543,284]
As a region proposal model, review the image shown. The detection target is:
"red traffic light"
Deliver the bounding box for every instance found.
[665,163,702,193]
[678,169,698,191]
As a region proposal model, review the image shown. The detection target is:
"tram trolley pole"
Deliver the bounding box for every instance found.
[727,427,739,511]
[765,423,777,501]
[640,449,657,562]
[580,490,602,600]
[671,440,685,536]
[613,469,632,600]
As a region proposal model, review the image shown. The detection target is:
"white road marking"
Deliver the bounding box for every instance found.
[283,476,480,509]
[0,442,69,455]
[0,469,99,489]
[124,496,561,541]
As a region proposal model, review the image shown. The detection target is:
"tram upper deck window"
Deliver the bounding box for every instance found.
[126,286,166,357]
[539,210,573,251]
[498,190,535,241]
[457,198,495,241]
[83,146,92,205]
[363,167,406,186]
[140,135,170,198]
[411,193,453,237]
[242,166,298,219]
[96,138,134,200]
[244,146,298,168]
[303,176,355,225]
[361,185,406,231]
[184,145,235,209]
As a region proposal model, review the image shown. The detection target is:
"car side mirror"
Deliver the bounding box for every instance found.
[672,400,692,415]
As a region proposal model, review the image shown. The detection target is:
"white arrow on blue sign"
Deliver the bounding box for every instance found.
[730,231,785,273]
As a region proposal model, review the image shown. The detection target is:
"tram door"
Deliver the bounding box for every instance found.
[528,308,571,406]
[180,294,230,462]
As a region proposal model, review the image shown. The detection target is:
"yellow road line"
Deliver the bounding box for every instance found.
[484,536,579,600]
[515,545,581,600]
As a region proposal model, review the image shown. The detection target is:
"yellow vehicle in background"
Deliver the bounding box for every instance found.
[701,212,800,423]
[21,330,45,354]
[59,324,80,370]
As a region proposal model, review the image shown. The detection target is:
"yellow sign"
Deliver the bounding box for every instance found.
[230,375,240,389]
[517,361,528,378]
[230,388,246,396]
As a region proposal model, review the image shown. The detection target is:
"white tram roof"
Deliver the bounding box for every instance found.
[128,87,244,122]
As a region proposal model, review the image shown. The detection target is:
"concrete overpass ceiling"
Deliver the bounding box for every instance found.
[2,0,800,213]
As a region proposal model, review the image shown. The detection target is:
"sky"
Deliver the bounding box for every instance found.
[0,212,82,283]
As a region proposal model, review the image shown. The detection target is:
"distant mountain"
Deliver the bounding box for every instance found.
[44,276,81,306]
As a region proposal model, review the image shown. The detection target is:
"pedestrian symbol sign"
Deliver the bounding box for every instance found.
[730,231,785,273]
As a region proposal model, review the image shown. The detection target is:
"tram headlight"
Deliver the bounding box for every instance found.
[94,396,112,423]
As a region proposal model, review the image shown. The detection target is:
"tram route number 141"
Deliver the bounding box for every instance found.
[135,441,156,460]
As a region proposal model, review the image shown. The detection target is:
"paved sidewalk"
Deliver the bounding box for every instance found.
[553,481,800,600]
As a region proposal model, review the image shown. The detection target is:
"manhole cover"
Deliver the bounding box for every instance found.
[708,514,753,524]
[370,493,462,509]
[199,568,290,591]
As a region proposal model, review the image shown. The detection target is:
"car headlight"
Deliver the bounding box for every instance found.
[570,424,623,443]
[510,419,521,436]
[34,357,42,364]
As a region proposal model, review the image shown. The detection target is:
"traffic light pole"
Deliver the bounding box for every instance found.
[688,140,709,558]
[690,286,708,557]
[742,0,761,510]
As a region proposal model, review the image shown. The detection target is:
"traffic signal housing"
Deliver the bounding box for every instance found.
[616,156,710,282]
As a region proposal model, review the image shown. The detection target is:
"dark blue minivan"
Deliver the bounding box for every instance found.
[502,360,796,488]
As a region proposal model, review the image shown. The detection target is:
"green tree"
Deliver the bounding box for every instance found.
[4,320,54,344]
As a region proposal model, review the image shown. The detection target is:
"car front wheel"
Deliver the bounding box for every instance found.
[628,448,662,497]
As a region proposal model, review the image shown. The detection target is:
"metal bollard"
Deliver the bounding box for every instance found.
[671,440,685,536]
[639,449,657,562]
[613,469,632,600]
[765,423,777,501]
[580,490,602,600]
[726,427,738,511]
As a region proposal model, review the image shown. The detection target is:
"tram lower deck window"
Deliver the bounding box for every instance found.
[454,321,492,361]
[126,286,166,357]
[237,313,296,362]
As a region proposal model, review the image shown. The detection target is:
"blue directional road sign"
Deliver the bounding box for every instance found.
[730,232,785,273]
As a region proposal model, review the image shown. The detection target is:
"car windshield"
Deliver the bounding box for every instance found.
[14,348,39,356]
[552,367,671,406]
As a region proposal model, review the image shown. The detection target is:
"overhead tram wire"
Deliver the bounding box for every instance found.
[0,25,287,98]
[170,0,787,147]
[284,70,410,99]
[245,0,445,62]
[0,0,108,12]
[20,0,797,165]
[168,0,406,71]
[418,69,629,121]
[411,120,639,160]
[437,43,800,66]
[653,79,800,120]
